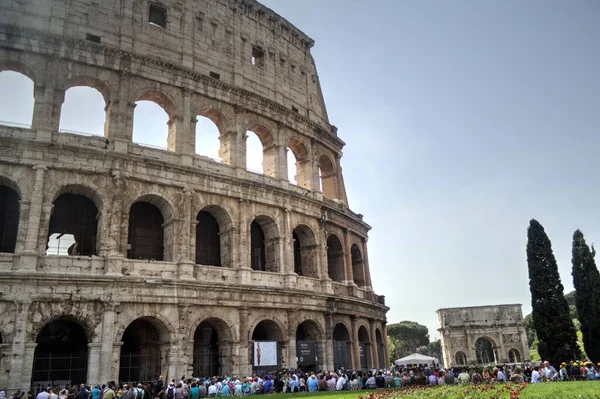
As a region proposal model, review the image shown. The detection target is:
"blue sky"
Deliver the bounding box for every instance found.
[1,0,599,339]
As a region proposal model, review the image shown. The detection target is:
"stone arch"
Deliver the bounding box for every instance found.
[127,193,176,261]
[133,88,180,150]
[50,183,104,212]
[286,136,311,188]
[474,336,496,364]
[0,59,39,83]
[118,316,171,383]
[508,348,521,363]
[27,301,103,344]
[196,104,229,136]
[61,76,111,104]
[246,121,276,177]
[296,319,324,341]
[47,190,100,256]
[455,350,467,365]
[351,243,365,286]
[326,233,345,282]
[0,65,35,128]
[59,78,109,137]
[332,322,351,370]
[251,318,284,371]
[192,317,235,377]
[195,204,234,267]
[318,153,338,199]
[0,176,21,254]
[250,215,280,272]
[296,319,324,371]
[375,328,385,369]
[248,317,286,342]
[195,105,228,160]
[292,224,318,278]
[357,324,372,370]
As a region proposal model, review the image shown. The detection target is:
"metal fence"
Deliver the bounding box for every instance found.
[31,351,87,390]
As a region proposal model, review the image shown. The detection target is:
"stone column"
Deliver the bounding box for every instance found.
[369,319,379,368]
[323,312,334,371]
[382,323,390,367]
[178,187,194,278]
[361,238,373,289]
[36,202,54,255]
[14,201,30,255]
[104,99,119,139]
[219,130,239,168]
[282,208,294,279]
[105,172,126,276]
[238,307,251,376]
[237,200,250,270]
[87,343,103,384]
[343,229,354,284]
[8,301,32,391]
[112,342,123,382]
[350,317,359,370]
[286,310,297,368]
[497,332,506,363]
[465,329,475,366]
[18,165,47,271]
[50,89,65,132]
[99,304,118,383]
[111,73,133,153]
[278,144,289,182]
[262,144,279,178]
[31,84,52,131]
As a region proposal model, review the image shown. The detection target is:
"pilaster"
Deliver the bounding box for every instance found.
[18,165,47,271]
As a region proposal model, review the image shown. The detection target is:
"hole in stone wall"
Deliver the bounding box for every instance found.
[246,131,263,174]
[195,116,221,161]
[132,100,169,149]
[148,4,167,28]
[287,147,297,184]
[209,71,220,80]
[47,193,99,256]
[85,33,101,43]
[59,86,106,137]
[0,71,34,128]
[251,46,264,67]
[0,185,20,253]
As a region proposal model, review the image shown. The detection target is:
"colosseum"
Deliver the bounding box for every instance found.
[0,0,389,391]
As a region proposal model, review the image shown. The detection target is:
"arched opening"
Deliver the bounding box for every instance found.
[193,318,233,377]
[332,323,351,371]
[196,211,221,266]
[246,131,264,174]
[31,318,88,389]
[250,216,279,272]
[59,86,106,136]
[119,317,169,382]
[375,329,385,369]
[47,193,99,256]
[0,70,34,128]
[251,320,282,374]
[351,244,365,286]
[327,234,345,282]
[455,351,467,365]
[475,337,495,365]
[132,99,170,150]
[287,148,298,184]
[318,154,337,199]
[0,184,20,253]
[127,199,171,261]
[195,115,221,161]
[287,138,311,189]
[292,225,318,278]
[508,348,521,363]
[357,325,372,370]
[296,320,322,372]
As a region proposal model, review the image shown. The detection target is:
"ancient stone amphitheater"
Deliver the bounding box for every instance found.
[0,0,388,390]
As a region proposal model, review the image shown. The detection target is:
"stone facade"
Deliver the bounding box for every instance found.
[437,304,530,368]
[0,0,388,391]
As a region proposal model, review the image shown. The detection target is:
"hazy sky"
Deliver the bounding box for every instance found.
[1,0,599,339]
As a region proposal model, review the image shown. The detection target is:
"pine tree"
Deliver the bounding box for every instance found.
[527,219,580,365]
[571,230,600,363]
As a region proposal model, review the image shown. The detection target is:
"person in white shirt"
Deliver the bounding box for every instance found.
[531,366,542,383]
[335,375,346,391]
[207,383,217,398]
[36,390,50,399]
[496,368,506,382]
[542,361,558,381]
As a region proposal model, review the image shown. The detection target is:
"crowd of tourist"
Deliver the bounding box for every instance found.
[2,360,599,399]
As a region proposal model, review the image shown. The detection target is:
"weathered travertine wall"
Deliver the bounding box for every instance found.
[0,0,388,391]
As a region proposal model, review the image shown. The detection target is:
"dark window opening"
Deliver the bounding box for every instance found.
[85,33,101,43]
[128,202,164,261]
[327,235,345,282]
[293,231,302,275]
[351,244,365,286]
[119,319,161,383]
[194,322,221,377]
[333,324,350,371]
[209,71,221,80]
[291,106,299,113]
[31,318,88,390]
[0,186,19,253]
[47,193,98,256]
[251,46,265,67]
[196,211,221,266]
[149,4,167,28]
[250,221,266,271]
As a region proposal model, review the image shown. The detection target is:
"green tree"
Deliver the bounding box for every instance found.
[524,313,537,348]
[571,230,600,363]
[387,321,429,360]
[527,219,580,365]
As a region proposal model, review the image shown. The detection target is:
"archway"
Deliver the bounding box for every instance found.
[292,225,318,278]
[193,318,232,377]
[246,124,276,177]
[351,244,365,286]
[59,86,106,136]
[296,320,322,372]
[287,148,298,184]
[508,348,521,363]
[195,115,221,161]
[196,211,221,266]
[0,184,20,253]
[251,320,283,374]
[127,196,173,261]
[474,337,495,365]
[455,351,467,365]
[31,318,88,389]
[357,325,372,370]
[327,234,345,282]
[375,329,385,369]
[332,323,351,371]
[0,70,34,128]
[133,91,174,150]
[47,193,98,256]
[119,317,169,382]
[318,154,337,199]
[246,131,264,174]
[250,216,279,272]
[287,138,311,189]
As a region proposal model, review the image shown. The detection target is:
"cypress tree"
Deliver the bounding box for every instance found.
[527,219,580,365]
[571,230,600,363]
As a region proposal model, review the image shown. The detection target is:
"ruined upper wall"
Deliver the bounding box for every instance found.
[2,0,330,126]
[437,304,524,328]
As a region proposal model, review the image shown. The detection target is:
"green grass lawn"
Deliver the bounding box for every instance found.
[262,381,599,399]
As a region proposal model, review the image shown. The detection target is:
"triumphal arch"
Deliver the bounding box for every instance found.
[437,304,530,368]
[0,0,388,390]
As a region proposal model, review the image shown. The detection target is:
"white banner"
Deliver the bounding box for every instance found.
[253,341,278,367]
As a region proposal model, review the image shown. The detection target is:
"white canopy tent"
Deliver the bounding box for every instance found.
[394,353,439,366]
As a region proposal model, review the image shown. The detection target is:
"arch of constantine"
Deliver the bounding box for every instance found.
[437,304,530,368]
[0,0,388,390]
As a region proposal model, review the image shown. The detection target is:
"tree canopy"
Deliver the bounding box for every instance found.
[387,321,430,360]
[527,219,580,365]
